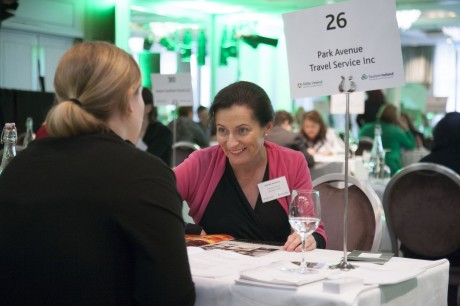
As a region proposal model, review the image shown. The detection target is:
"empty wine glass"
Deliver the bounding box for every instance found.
[288,189,321,274]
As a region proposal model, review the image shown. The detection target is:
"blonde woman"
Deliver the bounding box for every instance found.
[0,42,195,305]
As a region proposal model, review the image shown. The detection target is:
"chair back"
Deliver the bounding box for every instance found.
[171,141,200,168]
[383,162,460,257]
[313,173,383,252]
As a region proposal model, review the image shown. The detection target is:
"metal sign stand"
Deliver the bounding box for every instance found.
[333,76,357,271]
[171,100,178,168]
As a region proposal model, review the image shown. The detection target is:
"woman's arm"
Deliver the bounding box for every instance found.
[396,127,417,150]
[326,128,345,154]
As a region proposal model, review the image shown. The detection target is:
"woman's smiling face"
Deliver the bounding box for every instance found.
[215,105,271,167]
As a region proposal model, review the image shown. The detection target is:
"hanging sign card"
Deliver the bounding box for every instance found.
[151,73,194,106]
[330,91,365,114]
[283,0,404,99]
[425,96,448,113]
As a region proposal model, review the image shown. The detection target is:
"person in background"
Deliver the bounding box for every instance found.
[266,110,315,168]
[399,112,426,149]
[137,87,173,166]
[197,105,210,138]
[169,106,209,148]
[416,111,460,306]
[0,41,195,305]
[356,90,386,128]
[35,122,49,139]
[419,111,460,174]
[359,103,416,175]
[174,81,327,251]
[300,110,345,156]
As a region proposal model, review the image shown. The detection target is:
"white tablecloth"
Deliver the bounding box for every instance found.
[189,247,449,306]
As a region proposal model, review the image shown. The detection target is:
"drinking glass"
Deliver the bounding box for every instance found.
[288,189,321,274]
[349,136,359,159]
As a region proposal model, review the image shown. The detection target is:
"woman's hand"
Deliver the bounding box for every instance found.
[283,232,317,252]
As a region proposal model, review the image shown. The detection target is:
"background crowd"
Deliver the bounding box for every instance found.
[0,40,458,305]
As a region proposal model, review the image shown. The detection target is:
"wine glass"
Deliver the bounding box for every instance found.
[288,189,321,274]
[348,136,359,159]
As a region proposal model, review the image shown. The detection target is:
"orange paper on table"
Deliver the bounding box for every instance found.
[185,234,234,247]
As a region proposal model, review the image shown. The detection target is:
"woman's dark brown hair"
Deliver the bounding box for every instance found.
[301,110,327,143]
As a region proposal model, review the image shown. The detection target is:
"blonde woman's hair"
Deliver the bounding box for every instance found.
[46,41,142,137]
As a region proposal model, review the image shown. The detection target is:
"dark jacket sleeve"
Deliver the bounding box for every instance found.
[117,160,195,305]
[144,124,173,166]
[292,134,315,168]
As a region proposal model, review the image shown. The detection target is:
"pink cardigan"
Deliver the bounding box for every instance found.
[174,141,327,244]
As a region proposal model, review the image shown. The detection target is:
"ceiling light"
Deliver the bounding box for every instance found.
[178,1,244,14]
[396,10,421,31]
[424,10,457,19]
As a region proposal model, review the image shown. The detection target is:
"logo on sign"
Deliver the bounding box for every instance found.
[297,80,324,88]
[168,76,176,83]
[367,72,395,80]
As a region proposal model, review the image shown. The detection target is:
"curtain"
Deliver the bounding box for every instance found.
[402,46,434,87]
[0,88,55,136]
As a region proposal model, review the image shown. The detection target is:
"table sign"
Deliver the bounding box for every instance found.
[283,0,404,271]
[283,0,404,99]
[151,73,194,106]
[426,96,448,113]
[151,73,194,167]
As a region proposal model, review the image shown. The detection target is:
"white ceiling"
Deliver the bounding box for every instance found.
[130,0,460,45]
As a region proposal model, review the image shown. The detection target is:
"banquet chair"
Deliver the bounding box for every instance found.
[313,173,383,252]
[355,136,373,156]
[382,162,460,305]
[171,141,201,168]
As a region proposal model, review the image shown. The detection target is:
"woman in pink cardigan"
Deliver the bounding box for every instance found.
[174,81,327,251]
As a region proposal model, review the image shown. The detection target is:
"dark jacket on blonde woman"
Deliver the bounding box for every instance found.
[0,41,195,305]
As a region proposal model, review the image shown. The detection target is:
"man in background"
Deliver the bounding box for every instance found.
[169,106,209,149]
[267,110,315,168]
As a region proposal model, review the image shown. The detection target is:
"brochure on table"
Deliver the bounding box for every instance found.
[150,73,194,106]
[283,0,405,99]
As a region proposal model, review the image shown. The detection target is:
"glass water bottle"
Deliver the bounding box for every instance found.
[22,117,36,147]
[368,124,390,180]
[0,123,18,176]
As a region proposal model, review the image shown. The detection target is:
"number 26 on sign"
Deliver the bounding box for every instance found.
[326,12,347,30]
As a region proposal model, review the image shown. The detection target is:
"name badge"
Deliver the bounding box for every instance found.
[258,176,290,203]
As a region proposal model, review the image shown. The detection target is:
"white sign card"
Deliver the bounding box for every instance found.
[426,96,447,113]
[330,91,365,114]
[258,176,290,203]
[151,73,194,106]
[283,0,404,98]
